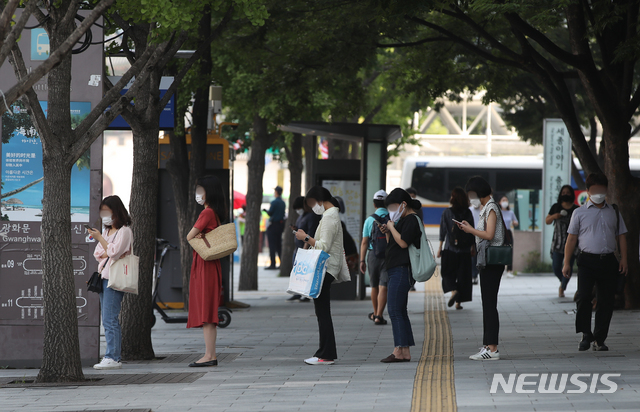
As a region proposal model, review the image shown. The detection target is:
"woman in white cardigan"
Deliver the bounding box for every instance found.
[295,186,350,365]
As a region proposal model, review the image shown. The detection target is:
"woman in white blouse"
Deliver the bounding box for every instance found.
[295,186,350,365]
[87,196,133,370]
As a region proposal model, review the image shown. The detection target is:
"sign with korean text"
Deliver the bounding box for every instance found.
[542,119,572,263]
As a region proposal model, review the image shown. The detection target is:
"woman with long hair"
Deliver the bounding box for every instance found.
[295,186,350,365]
[380,188,423,363]
[457,176,505,361]
[88,195,133,370]
[546,185,579,297]
[186,175,228,367]
[438,187,474,310]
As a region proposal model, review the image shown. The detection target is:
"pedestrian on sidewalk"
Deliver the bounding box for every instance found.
[288,196,320,302]
[563,173,628,352]
[457,176,505,361]
[186,175,227,367]
[438,188,474,310]
[379,188,423,363]
[469,198,482,285]
[89,195,133,370]
[499,196,518,277]
[295,186,350,365]
[359,190,389,325]
[546,185,579,297]
[333,196,360,278]
[265,186,286,269]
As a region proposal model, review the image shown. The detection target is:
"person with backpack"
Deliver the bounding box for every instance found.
[359,190,389,325]
[379,188,423,363]
[437,188,475,310]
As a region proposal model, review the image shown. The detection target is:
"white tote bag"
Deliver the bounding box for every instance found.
[287,248,330,299]
[108,247,139,294]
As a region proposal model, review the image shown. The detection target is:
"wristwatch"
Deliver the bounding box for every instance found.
[304,235,311,242]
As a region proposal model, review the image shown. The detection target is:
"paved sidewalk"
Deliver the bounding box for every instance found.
[0,263,426,412]
[449,273,640,411]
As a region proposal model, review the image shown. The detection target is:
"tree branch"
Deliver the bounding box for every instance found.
[158,5,234,109]
[0,0,38,71]
[8,44,53,144]
[0,0,115,108]
[376,36,449,48]
[406,15,524,70]
[0,0,20,42]
[62,0,81,26]
[73,43,156,139]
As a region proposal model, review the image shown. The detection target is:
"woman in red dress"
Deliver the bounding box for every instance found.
[186,175,227,367]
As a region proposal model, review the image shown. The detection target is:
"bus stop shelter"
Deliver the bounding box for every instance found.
[279,121,402,299]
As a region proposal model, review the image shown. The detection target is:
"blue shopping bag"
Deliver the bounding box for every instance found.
[287,248,330,298]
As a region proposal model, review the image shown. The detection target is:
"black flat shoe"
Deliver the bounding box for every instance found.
[380,354,409,363]
[448,291,457,307]
[579,334,594,351]
[188,359,218,367]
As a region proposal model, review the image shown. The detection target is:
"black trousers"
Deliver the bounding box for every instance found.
[313,275,337,360]
[266,220,284,266]
[575,253,618,344]
[480,264,504,346]
[441,250,473,303]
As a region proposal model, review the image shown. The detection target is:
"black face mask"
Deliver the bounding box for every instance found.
[560,194,574,203]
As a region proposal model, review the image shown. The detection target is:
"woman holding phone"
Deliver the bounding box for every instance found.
[87,195,133,370]
[456,176,505,361]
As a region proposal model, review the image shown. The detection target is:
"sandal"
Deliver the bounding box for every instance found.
[374,315,388,325]
[368,312,375,321]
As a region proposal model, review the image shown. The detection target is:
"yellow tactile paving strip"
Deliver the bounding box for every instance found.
[411,274,457,412]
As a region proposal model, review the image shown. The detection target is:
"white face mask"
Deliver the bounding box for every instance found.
[590,193,606,204]
[296,209,303,216]
[195,194,205,205]
[102,215,113,226]
[389,203,405,223]
[500,201,509,209]
[470,198,481,209]
[312,203,325,215]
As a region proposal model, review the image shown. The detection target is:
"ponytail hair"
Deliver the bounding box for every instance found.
[305,186,333,203]
[385,188,421,210]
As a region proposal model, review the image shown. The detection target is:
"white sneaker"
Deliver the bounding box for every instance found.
[304,357,334,365]
[506,271,515,278]
[93,357,122,370]
[469,347,500,361]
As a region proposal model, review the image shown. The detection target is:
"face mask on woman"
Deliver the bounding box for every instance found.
[195,194,205,205]
[389,203,405,223]
[500,201,509,209]
[296,209,303,216]
[312,203,325,215]
[102,215,113,226]
[560,194,574,203]
[470,198,481,208]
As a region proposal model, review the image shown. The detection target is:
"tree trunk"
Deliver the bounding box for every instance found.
[37,162,84,382]
[165,130,193,310]
[120,108,161,360]
[36,3,84,382]
[239,116,274,290]
[279,134,303,278]
[602,124,640,308]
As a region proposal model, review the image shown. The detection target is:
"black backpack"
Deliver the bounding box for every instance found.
[450,209,475,249]
[370,214,390,258]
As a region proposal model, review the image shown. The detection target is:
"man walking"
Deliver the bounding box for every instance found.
[360,190,389,325]
[265,186,286,270]
[563,173,628,351]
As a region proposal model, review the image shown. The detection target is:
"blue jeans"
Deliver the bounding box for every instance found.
[387,266,415,347]
[552,251,575,291]
[99,279,125,361]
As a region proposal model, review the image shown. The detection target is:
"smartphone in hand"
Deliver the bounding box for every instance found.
[83,224,94,231]
[452,219,463,225]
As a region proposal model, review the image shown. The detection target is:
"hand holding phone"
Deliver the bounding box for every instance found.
[452,218,463,225]
[83,224,94,231]
[292,229,297,235]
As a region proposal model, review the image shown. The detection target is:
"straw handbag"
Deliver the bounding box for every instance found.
[189,216,238,261]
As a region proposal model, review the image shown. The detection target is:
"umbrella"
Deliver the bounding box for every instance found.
[233,191,246,209]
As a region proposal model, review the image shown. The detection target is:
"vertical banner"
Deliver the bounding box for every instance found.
[542,119,572,263]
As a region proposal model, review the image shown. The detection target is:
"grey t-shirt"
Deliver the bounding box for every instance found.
[567,201,627,254]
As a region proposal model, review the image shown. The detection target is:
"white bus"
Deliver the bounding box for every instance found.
[400,156,640,242]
